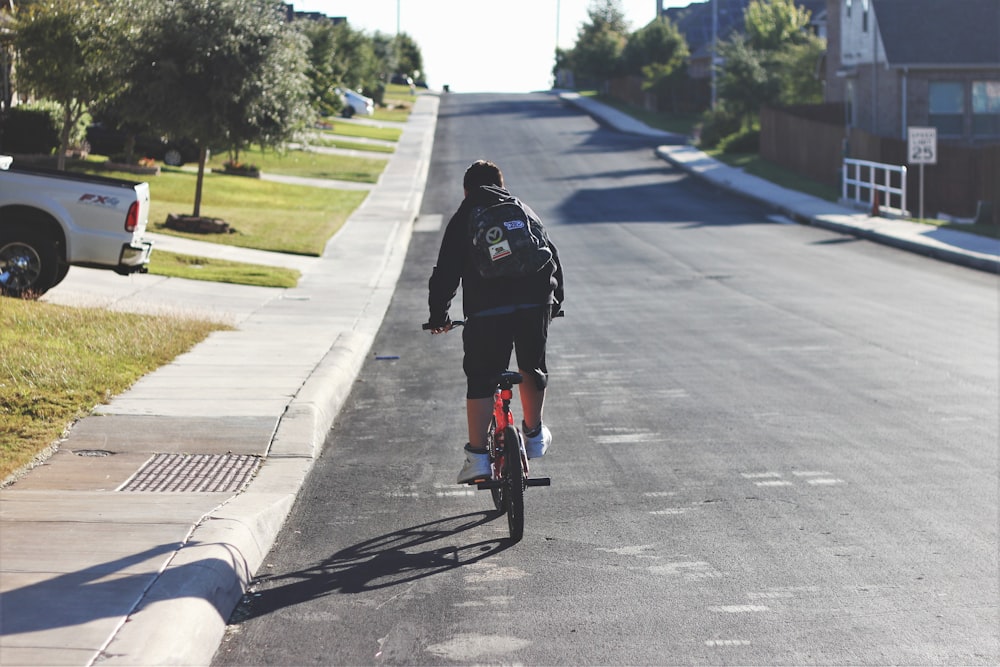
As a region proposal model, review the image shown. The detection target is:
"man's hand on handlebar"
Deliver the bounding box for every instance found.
[422,318,463,334]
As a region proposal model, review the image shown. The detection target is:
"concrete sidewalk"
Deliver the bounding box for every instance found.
[2,90,996,667]
[1,94,438,667]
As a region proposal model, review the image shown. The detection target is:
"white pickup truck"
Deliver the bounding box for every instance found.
[0,155,153,298]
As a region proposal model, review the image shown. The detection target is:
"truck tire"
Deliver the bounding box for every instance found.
[0,227,58,298]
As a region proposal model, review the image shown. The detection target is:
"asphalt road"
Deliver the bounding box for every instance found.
[212,93,999,665]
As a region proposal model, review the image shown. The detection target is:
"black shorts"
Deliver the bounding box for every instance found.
[463,306,549,399]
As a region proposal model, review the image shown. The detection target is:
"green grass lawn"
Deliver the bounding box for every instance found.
[4,104,416,486]
[1,299,226,483]
[90,167,369,256]
[149,250,301,287]
[206,145,387,182]
[308,136,395,153]
[317,122,402,143]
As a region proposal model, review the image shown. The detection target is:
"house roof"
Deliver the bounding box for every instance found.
[873,0,1000,67]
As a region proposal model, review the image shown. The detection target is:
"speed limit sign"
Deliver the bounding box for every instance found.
[908,126,937,165]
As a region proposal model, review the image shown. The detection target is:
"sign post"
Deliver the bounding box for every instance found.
[907,126,937,220]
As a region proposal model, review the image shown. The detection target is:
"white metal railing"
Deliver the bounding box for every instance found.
[842,158,908,216]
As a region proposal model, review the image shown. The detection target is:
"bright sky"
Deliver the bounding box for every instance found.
[288,1,694,93]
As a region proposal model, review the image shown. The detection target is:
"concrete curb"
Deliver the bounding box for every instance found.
[652,145,1000,275]
[94,95,437,666]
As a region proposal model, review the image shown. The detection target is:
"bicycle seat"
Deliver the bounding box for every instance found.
[495,371,523,388]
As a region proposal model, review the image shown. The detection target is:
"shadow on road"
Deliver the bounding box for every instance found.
[228,511,509,622]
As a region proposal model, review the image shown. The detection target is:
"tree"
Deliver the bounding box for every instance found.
[569,0,630,87]
[335,24,380,95]
[393,32,423,82]
[126,0,312,217]
[714,0,824,129]
[716,33,780,129]
[299,19,342,115]
[772,37,825,105]
[621,16,689,110]
[12,0,124,169]
[744,0,813,51]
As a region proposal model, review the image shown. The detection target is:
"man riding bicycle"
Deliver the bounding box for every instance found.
[427,160,564,484]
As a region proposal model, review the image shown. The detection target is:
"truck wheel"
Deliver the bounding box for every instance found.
[51,262,71,289]
[0,229,58,298]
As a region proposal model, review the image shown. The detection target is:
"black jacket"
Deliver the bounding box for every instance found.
[428,186,564,324]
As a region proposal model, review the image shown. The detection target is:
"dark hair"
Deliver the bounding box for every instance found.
[463,160,504,190]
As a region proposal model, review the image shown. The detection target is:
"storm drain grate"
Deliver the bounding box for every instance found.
[118,453,261,493]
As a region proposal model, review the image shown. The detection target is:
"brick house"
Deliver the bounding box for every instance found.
[824,0,1000,145]
[759,0,999,222]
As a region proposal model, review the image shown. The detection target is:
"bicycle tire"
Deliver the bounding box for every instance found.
[488,419,504,511]
[503,426,525,542]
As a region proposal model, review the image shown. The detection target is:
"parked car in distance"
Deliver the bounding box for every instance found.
[335,88,374,118]
[85,123,200,166]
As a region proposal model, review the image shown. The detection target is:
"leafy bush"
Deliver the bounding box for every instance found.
[719,127,760,154]
[696,106,742,150]
[0,101,91,155]
[0,105,60,155]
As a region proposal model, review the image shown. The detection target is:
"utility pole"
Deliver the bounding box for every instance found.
[711,0,718,109]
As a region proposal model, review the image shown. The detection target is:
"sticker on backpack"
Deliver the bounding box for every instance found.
[469,186,553,279]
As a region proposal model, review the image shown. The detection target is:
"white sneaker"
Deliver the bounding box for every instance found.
[457,444,491,484]
[523,423,551,459]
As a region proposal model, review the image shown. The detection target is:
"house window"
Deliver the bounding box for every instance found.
[846,0,852,18]
[862,0,869,32]
[929,81,964,136]
[972,80,1000,136]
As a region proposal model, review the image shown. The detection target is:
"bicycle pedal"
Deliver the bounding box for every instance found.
[525,477,551,487]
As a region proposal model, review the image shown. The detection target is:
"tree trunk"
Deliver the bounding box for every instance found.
[57,106,72,171]
[193,145,208,217]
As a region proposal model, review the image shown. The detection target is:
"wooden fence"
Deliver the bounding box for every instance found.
[760,104,1000,225]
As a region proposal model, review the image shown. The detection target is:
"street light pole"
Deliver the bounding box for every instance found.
[711,0,718,109]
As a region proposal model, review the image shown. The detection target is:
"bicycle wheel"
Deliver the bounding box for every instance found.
[503,426,524,542]
[488,420,504,511]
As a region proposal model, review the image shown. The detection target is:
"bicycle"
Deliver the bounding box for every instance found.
[422,320,550,543]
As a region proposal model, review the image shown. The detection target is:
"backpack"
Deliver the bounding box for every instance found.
[468,185,553,279]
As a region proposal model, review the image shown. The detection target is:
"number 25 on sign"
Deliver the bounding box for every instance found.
[908,126,937,165]
[908,126,937,220]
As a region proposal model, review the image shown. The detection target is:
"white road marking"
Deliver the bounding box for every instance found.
[596,433,660,444]
[413,214,442,232]
[709,604,770,613]
[705,639,752,647]
[648,561,723,579]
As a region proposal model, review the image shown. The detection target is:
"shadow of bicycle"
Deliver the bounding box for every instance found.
[230,511,508,621]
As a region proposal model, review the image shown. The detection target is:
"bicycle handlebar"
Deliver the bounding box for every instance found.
[422,320,465,331]
[423,310,563,331]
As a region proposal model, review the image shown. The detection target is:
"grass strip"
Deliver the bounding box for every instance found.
[0,299,226,482]
[148,250,301,288]
[88,168,368,256]
[307,136,395,153]
[317,123,402,143]
[206,145,387,182]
